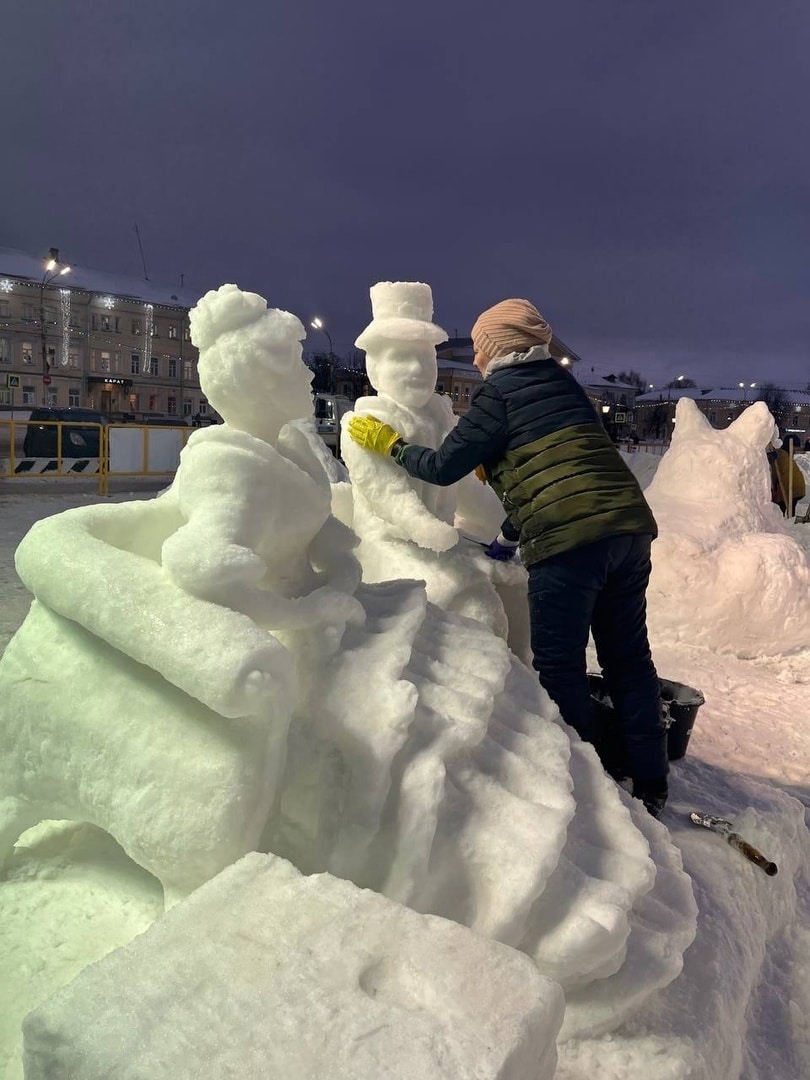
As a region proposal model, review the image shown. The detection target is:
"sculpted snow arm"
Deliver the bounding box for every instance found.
[161,446,363,630]
[342,431,459,552]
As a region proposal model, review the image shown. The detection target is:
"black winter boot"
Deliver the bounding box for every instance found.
[632,776,669,818]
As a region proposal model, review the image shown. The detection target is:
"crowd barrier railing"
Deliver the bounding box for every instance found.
[0,420,192,495]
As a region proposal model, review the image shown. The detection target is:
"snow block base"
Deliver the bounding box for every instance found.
[22,853,565,1080]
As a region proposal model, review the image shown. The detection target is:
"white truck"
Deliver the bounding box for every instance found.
[313,394,354,458]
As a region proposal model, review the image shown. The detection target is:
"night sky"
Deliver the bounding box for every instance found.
[5,0,809,386]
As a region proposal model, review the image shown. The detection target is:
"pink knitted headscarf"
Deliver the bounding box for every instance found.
[471,299,552,359]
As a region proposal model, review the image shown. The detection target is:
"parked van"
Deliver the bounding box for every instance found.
[22,408,108,458]
[313,394,354,457]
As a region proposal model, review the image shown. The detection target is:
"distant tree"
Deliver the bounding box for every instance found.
[758,382,791,427]
[665,377,697,389]
[650,404,667,439]
[616,369,647,392]
[307,351,337,393]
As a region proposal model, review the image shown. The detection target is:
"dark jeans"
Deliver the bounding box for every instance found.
[527,533,668,783]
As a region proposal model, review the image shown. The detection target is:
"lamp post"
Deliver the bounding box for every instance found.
[310,316,334,359]
[665,374,685,440]
[738,381,756,406]
[40,247,70,400]
[310,316,336,394]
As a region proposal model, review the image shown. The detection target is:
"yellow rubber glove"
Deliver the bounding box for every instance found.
[347,414,403,456]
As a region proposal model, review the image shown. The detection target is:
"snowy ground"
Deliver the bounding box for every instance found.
[1,472,809,1078]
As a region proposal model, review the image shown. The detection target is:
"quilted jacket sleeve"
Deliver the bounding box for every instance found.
[395,382,510,487]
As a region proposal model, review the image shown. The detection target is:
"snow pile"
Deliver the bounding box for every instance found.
[644,399,810,656]
[23,852,565,1080]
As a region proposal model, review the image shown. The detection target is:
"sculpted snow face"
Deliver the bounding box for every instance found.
[645,398,810,655]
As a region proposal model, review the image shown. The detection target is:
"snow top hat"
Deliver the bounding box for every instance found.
[354,281,448,351]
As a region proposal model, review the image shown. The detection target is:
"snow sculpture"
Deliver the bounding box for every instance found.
[0,284,363,902]
[342,281,530,659]
[645,398,810,656]
[0,284,696,1042]
[23,853,565,1080]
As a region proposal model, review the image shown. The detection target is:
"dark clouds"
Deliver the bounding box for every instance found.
[6,0,809,385]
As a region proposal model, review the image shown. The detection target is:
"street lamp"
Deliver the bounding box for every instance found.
[40,247,70,393]
[738,381,756,404]
[310,316,334,359]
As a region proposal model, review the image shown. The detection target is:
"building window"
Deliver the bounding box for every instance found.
[148,394,158,411]
[183,397,193,416]
[183,325,190,341]
[183,359,193,381]
[131,353,140,375]
[23,304,35,321]
[149,356,159,376]
[98,351,112,372]
[45,305,58,325]
[0,338,9,362]
[0,387,11,406]
[168,324,178,340]
[101,315,111,332]
[199,401,208,414]
[152,322,160,338]
[0,299,9,317]
[132,319,141,335]
[46,388,58,407]
[22,342,34,364]
[47,346,56,368]
[69,388,80,407]
[168,358,177,378]
[129,393,140,411]
[22,385,35,405]
[167,396,177,415]
[68,348,80,368]
[91,314,98,331]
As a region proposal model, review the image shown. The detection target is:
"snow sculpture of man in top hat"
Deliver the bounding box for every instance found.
[342,281,528,648]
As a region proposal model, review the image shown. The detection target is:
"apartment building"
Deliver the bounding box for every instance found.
[0,247,209,419]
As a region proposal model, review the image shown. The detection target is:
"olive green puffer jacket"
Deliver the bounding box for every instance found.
[396,349,657,566]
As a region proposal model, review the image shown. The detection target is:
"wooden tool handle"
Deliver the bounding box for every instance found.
[727,832,778,876]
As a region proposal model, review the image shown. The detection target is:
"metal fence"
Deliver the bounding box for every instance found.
[0,419,191,494]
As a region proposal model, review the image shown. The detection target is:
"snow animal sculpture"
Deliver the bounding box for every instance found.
[644,398,810,656]
[0,285,696,1040]
[0,284,364,904]
[342,281,531,659]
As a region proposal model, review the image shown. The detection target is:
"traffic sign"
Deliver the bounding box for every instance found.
[42,375,52,385]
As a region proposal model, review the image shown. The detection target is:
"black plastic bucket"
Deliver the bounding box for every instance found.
[588,674,705,764]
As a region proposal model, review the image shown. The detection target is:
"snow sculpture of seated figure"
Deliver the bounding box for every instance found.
[0,285,696,1039]
[0,284,363,903]
[342,281,530,656]
[644,398,810,656]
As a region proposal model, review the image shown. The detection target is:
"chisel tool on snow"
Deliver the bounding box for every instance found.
[689,812,778,876]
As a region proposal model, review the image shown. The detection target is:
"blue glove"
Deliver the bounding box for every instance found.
[484,538,518,561]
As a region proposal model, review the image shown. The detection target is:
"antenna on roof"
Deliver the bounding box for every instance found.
[133,218,150,281]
